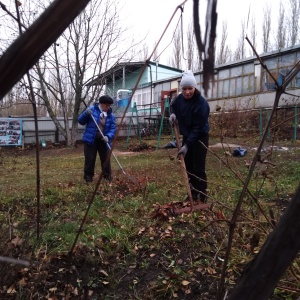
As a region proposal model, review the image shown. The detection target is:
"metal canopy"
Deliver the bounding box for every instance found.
[86,62,145,86]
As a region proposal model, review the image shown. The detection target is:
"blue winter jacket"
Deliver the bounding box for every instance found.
[78,102,116,146]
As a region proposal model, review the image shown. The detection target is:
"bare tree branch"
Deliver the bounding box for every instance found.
[0,0,93,100]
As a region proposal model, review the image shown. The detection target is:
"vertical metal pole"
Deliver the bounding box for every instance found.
[294,106,298,141]
[122,66,125,89]
[267,109,270,140]
[259,108,263,140]
[126,117,132,149]
[156,97,174,150]
[156,97,168,149]
[113,72,115,98]
[134,102,141,143]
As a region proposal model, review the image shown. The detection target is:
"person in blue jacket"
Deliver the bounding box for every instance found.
[169,70,210,203]
[78,95,116,183]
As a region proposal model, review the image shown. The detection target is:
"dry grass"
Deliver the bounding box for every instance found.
[0,136,300,299]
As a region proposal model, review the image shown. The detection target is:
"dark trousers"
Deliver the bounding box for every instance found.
[83,138,111,181]
[184,134,209,202]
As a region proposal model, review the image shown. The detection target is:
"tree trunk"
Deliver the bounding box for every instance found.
[228,183,300,300]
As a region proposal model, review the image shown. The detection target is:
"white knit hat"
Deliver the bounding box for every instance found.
[180,70,197,88]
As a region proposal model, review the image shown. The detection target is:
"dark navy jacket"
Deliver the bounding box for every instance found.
[171,89,210,148]
[78,102,116,146]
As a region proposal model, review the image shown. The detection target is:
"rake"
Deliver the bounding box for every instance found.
[82,101,139,185]
[172,122,209,213]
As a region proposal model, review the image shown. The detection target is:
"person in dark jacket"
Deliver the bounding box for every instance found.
[169,70,210,203]
[78,95,116,183]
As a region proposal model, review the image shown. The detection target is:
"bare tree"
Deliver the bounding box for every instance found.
[29,0,128,146]
[168,27,182,69]
[0,0,129,146]
[275,1,287,49]
[233,20,246,61]
[287,0,300,46]
[249,16,257,56]
[183,21,203,71]
[0,82,32,116]
[186,21,194,70]
[135,43,149,61]
[152,40,160,62]
[216,21,231,65]
[192,51,202,72]
[262,3,272,53]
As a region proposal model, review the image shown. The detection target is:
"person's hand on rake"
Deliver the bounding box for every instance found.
[102,136,109,143]
[177,145,188,159]
[86,108,92,115]
[169,113,176,126]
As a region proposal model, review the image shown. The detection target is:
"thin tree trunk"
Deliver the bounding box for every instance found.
[228,183,300,300]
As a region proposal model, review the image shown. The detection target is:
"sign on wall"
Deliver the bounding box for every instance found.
[0,118,22,146]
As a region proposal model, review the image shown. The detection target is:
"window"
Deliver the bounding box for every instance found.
[242,76,249,94]
[218,69,229,79]
[229,78,236,97]
[279,53,294,67]
[243,63,253,74]
[295,70,300,87]
[236,77,242,95]
[137,94,142,106]
[231,66,243,77]
[264,57,278,70]
[217,81,223,98]
[223,79,230,98]
[211,65,255,98]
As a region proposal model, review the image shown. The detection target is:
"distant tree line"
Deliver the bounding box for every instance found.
[0,0,299,147]
[167,0,300,70]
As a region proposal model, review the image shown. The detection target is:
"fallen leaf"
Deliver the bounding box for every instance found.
[181,280,190,286]
[99,269,109,277]
[207,266,217,274]
[216,210,225,219]
[7,286,16,294]
[73,287,78,295]
[10,236,23,247]
[138,227,145,235]
[18,277,27,286]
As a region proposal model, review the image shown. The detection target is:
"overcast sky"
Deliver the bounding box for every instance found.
[122,0,280,65]
[0,0,281,67]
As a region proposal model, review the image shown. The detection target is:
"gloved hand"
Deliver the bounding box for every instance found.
[86,108,92,115]
[169,113,176,125]
[100,111,107,119]
[177,145,188,158]
[102,136,109,143]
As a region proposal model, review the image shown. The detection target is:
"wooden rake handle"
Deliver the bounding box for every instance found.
[173,122,194,211]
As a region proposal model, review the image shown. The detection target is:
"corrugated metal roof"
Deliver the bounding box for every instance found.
[85,61,183,86]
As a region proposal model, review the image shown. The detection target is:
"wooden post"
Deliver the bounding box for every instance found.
[173,122,194,211]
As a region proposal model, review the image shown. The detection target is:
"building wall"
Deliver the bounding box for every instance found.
[7,46,300,146]
[197,45,300,112]
[105,64,182,99]
[108,69,149,97]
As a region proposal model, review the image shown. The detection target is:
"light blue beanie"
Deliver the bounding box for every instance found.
[180,70,197,88]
